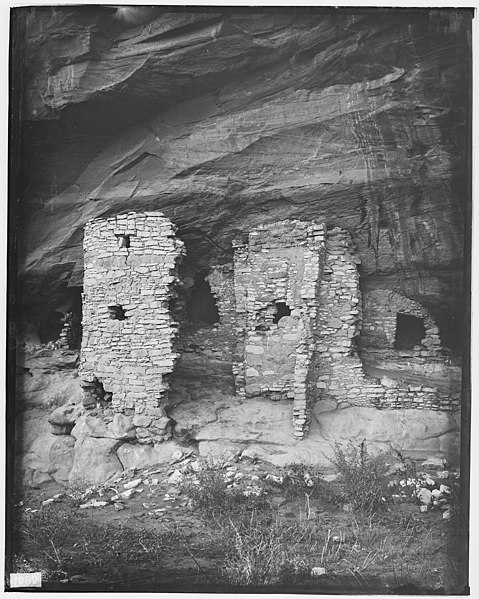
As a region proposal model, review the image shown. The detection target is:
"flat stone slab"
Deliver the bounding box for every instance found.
[195,399,460,467]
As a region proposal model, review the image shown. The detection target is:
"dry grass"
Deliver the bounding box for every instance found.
[11,501,172,582]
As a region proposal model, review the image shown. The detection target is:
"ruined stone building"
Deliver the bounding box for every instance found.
[79,212,459,447]
[79,212,185,444]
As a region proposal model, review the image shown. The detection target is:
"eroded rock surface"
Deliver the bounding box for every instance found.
[11,7,470,486]
[195,399,460,467]
[14,8,470,350]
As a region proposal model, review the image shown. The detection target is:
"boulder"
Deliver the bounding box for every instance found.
[116,440,187,470]
[417,488,433,505]
[48,403,83,429]
[22,433,76,487]
[50,424,75,435]
[195,399,460,468]
[15,407,52,456]
[71,414,136,441]
[16,350,82,411]
[68,437,123,487]
[110,413,137,440]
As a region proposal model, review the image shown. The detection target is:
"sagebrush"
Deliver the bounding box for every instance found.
[331,441,392,513]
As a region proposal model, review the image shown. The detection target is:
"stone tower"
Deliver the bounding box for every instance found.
[79,211,184,444]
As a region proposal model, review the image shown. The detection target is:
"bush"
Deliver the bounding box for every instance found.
[179,469,267,519]
[219,511,317,586]
[331,441,392,514]
[278,463,322,498]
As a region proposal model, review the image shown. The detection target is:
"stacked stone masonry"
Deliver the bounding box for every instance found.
[227,222,458,439]
[57,311,81,350]
[232,221,327,438]
[78,214,458,446]
[79,212,185,444]
[313,229,459,412]
[362,289,442,355]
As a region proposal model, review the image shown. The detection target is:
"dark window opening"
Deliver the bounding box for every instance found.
[108,305,127,320]
[186,275,219,325]
[81,378,112,408]
[394,313,425,349]
[273,302,291,324]
[116,234,130,248]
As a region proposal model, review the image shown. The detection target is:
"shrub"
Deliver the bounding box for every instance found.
[219,511,317,586]
[277,463,322,498]
[179,469,267,519]
[330,441,392,514]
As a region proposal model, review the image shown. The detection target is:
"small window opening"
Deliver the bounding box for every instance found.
[394,313,425,349]
[116,234,130,248]
[273,302,291,324]
[108,304,127,321]
[81,378,112,408]
[186,275,219,325]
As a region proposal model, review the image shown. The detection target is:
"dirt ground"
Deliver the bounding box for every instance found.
[7,450,468,594]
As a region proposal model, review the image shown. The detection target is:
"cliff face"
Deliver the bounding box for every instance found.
[14,7,470,348]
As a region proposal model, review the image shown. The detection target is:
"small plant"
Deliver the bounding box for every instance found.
[219,511,317,586]
[391,448,417,479]
[179,469,267,519]
[11,501,168,582]
[331,441,392,514]
[278,463,319,498]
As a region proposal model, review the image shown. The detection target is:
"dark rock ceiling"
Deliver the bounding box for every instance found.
[10,7,472,350]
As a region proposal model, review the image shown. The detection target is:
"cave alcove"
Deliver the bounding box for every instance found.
[37,310,64,344]
[186,275,219,326]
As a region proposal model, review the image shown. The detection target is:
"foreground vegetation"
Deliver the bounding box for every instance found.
[9,443,467,592]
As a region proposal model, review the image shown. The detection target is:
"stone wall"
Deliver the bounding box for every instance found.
[313,229,459,412]
[79,214,458,446]
[79,211,185,443]
[361,289,442,355]
[232,221,326,438]
[57,312,81,350]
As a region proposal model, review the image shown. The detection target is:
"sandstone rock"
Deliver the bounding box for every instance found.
[196,400,460,467]
[17,9,467,354]
[13,8,468,478]
[48,403,83,428]
[50,424,74,436]
[109,414,136,440]
[170,397,236,433]
[168,470,183,484]
[69,437,123,487]
[22,433,76,487]
[116,440,186,470]
[133,415,152,428]
[381,376,398,389]
[123,478,142,490]
[71,414,136,440]
[311,567,326,577]
[71,415,109,439]
[417,488,432,505]
[421,456,448,469]
[16,351,83,412]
